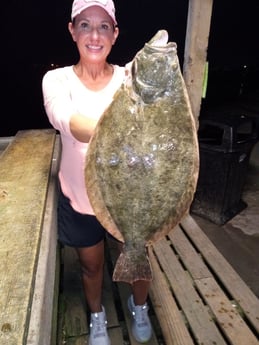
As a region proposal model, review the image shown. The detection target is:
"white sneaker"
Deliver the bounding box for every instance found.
[128,295,152,343]
[88,306,111,345]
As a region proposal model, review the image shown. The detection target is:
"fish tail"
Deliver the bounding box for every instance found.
[112,251,153,284]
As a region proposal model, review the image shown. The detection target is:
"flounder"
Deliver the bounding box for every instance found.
[85,30,199,284]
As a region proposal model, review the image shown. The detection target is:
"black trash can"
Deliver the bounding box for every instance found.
[191,113,258,225]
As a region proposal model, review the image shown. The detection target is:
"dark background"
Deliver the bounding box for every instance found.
[2,0,259,136]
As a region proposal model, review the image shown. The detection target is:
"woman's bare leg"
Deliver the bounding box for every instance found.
[76,240,105,313]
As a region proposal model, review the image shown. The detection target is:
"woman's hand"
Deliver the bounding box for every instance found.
[69,114,97,143]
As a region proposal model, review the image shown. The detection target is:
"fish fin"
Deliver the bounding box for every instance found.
[112,251,153,284]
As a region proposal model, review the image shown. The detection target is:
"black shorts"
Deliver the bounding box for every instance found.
[57,190,107,248]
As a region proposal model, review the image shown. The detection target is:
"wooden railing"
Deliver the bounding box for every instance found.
[0,130,60,345]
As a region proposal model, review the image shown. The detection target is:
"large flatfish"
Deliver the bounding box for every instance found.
[85,30,199,284]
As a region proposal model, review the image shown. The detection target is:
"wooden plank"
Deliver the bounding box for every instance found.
[181,214,259,335]
[102,258,122,329]
[65,335,86,345]
[153,238,227,345]
[183,0,214,123]
[62,247,88,339]
[0,129,56,345]
[108,327,125,344]
[168,225,212,279]
[196,277,259,345]
[169,222,259,344]
[148,247,194,345]
[100,259,125,345]
[26,135,61,345]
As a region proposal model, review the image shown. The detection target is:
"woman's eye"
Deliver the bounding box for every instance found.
[80,22,90,30]
[101,24,109,30]
[100,23,112,32]
[76,21,113,34]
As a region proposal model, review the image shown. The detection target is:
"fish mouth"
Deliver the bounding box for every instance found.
[130,30,177,103]
[144,29,177,54]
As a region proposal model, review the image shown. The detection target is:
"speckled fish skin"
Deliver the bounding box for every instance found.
[85,30,199,284]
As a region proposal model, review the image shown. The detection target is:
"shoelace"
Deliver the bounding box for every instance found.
[132,305,149,326]
[90,315,108,338]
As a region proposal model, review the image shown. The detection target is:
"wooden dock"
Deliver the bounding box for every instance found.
[149,215,259,345]
[58,214,259,345]
[1,130,258,345]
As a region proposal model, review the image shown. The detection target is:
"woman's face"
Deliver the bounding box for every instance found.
[69,5,119,64]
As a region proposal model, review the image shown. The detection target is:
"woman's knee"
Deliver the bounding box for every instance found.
[76,242,104,277]
[80,259,104,278]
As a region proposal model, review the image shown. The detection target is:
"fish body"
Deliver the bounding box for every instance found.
[85,30,199,283]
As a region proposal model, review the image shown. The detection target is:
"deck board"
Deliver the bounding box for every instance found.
[167,222,259,344]
[62,247,88,338]
[149,214,259,345]
[181,214,259,335]
[195,277,258,345]
[0,129,56,345]
[26,135,61,345]
[148,249,194,345]
[152,237,226,345]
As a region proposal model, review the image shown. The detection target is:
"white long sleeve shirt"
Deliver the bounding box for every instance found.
[42,65,125,214]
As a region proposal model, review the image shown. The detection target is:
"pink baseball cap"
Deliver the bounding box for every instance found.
[71,0,117,25]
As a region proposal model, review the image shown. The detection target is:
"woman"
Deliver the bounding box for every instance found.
[42,0,152,344]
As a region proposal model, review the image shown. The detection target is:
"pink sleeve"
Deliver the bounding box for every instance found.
[42,69,75,136]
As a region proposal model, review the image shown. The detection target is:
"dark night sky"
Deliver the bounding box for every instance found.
[2,0,259,136]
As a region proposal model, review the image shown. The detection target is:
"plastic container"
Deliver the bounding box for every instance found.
[191,114,258,225]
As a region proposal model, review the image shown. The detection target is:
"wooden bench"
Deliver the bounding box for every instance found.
[0,130,60,345]
[59,214,259,345]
